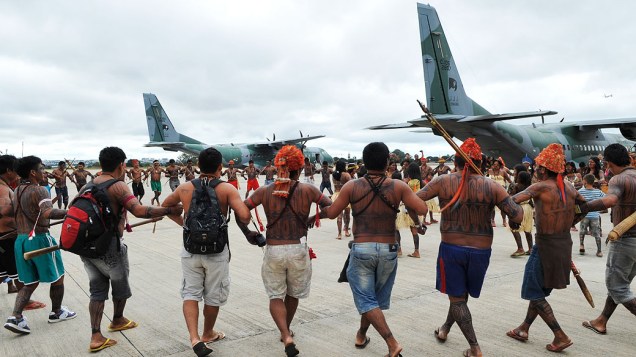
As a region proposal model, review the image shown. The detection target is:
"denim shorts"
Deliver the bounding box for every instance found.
[606,236,636,304]
[521,245,552,300]
[347,242,398,314]
[81,239,131,301]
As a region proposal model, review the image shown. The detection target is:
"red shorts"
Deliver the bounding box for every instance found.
[247,178,259,191]
[228,180,238,189]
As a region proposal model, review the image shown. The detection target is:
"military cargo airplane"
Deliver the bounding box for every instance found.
[369,3,636,166]
[143,93,333,168]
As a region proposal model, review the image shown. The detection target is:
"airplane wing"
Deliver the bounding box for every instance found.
[545,118,636,130]
[144,141,186,152]
[251,135,325,148]
[368,111,555,130]
[457,110,558,122]
[367,114,466,130]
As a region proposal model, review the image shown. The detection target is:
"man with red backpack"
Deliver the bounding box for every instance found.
[80,147,183,353]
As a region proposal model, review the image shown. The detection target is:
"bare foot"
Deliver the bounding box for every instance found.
[407,251,420,258]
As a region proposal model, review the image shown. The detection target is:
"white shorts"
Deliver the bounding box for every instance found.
[261,243,312,300]
[180,246,230,306]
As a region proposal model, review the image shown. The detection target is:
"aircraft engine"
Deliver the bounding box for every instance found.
[620,127,636,141]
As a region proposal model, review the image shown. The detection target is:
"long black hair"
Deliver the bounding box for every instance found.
[333,160,346,181]
[588,156,601,179]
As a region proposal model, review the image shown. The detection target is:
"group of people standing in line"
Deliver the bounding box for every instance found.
[2,139,636,357]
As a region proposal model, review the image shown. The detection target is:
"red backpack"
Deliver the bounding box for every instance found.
[60,179,121,258]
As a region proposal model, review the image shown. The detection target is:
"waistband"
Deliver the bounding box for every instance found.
[440,241,492,251]
[351,242,399,250]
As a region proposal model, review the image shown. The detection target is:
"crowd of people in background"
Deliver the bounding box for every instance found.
[3,144,636,357]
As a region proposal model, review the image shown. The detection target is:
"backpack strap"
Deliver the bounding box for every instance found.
[201,178,231,260]
[97,179,125,252]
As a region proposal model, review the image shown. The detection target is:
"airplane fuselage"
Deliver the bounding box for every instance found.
[172,143,332,169]
[469,121,635,165]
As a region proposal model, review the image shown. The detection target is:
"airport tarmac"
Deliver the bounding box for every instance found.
[1,176,634,356]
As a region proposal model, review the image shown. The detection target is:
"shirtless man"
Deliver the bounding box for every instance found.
[4,156,76,335]
[579,144,636,335]
[301,157,315,184]
[81,147,183,352]
[0,156,45,311]
[433,159,451,176]
[322,142,428,357]
[181,159,200,182]
[127,159,147,203]
[417,139,523,357]
[315,161,333,195]
[0,155,20,294]
[332,160,352,239]
[263,160,277,185]
[222,160,242,190]
[71,161,94,192]
[165,159,181,192]
[238,145,332,357]
[149,160,165,206]
[51,161,75,209]
[163,148,252,357]
[488,159,513,227]
[241,160,261,199]
[506,143,584,353]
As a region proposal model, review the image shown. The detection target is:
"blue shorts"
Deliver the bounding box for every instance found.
[521,245,552,300]
[14,233,65,285]
[436,242,491,298]
[347,243,398,314]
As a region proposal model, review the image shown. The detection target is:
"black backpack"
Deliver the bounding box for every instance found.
[183,178,228,254]
[60,179,121,258]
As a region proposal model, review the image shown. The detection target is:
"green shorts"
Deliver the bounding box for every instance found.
[151,180,162,193]
[14,233,65,285]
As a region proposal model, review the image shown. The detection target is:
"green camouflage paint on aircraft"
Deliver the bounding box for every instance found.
[370,4,636,166]
[143,93,333,169]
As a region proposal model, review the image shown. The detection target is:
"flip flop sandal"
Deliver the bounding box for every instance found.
[89,338,117,353]
[546,341,573,352]
[204,331,225,343]
[354,336,370,349]
[24,301,46,310]
[582,320,606,335]
[108,320,138,332]
[506,329,528,342]
[193,341,213,357]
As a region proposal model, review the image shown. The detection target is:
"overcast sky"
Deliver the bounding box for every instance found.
[1,0,635,161]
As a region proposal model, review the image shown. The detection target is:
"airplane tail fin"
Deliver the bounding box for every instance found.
[417,4,489,116]
[143,93,202,144]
